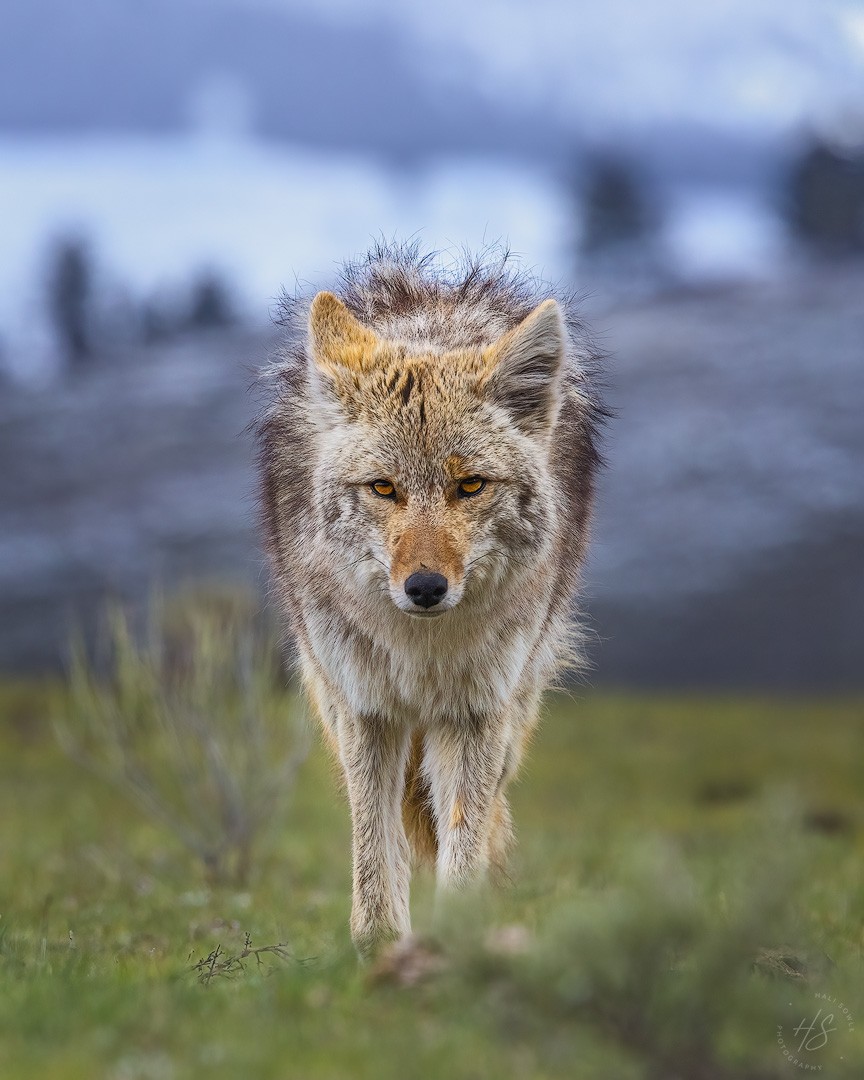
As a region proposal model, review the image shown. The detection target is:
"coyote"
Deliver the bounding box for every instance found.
[257,243,603,953]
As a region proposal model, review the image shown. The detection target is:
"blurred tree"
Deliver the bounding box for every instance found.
[140,293,181,345]
[187,271,235,330]
[47,237,93,365]
[785,139,864,254]
[140,272,236,345]
[580,154,656,255]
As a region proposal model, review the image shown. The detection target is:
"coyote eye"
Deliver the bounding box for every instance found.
[458,477,486,498]
[369,480,396,499]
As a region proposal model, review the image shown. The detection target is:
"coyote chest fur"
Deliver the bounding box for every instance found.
[257,244,602,952]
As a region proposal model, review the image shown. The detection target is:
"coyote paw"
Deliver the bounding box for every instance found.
[367,934,447,987]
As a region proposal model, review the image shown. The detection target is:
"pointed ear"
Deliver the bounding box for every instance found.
[308,291,378,373]
[481,299,565,437]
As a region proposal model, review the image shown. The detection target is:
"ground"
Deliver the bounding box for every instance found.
[4,265,864,689]
[1,684,862,1079]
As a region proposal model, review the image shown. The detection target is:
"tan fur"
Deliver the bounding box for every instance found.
[257,244,603,955]
[402,730,438,864]
[388,520,466,595]
[309,291,378,372]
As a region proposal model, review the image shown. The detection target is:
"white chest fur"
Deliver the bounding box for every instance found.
[301,588,550,723]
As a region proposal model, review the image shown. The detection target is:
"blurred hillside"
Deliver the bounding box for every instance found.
[1,263,861,688]
[4,0,862,161]
[0,0,535,158]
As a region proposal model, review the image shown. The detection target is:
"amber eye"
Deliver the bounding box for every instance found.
[369,480,396,499]
[458,477,486,498]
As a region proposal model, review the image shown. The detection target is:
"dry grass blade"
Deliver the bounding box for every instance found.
[189,932,306,985]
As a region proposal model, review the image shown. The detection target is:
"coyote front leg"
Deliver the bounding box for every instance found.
[425,715,511,889]
[337,712,412,954]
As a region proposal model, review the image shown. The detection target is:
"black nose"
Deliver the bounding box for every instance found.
[404,571,448,609]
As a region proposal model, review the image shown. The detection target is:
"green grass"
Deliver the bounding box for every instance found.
[1,679,863,1079]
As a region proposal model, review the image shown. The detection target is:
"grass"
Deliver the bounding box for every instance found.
[55,598,307,886]
[1,673,863,1079]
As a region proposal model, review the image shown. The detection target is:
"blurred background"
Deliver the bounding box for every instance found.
[1,0,862,689]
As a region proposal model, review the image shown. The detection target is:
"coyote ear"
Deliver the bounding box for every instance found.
[482,299,565,437]
[308,291,378,373]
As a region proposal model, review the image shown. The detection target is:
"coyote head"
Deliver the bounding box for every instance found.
[305,291,567,617]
